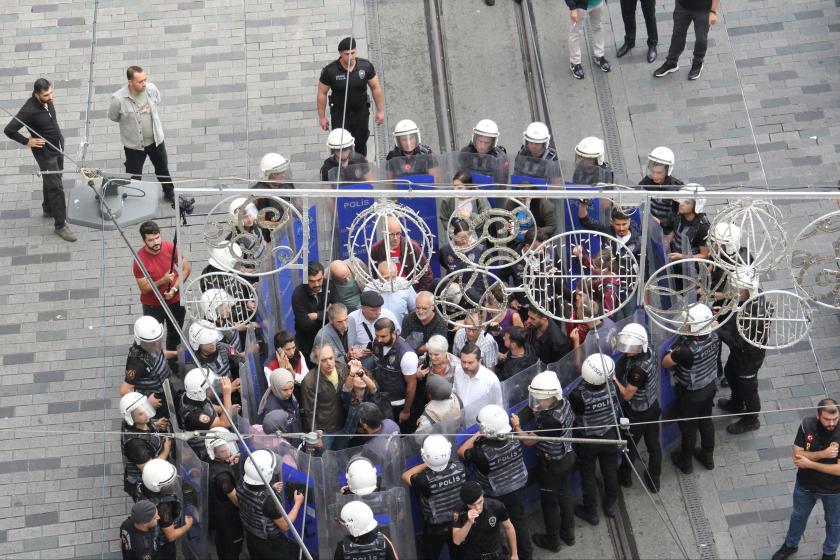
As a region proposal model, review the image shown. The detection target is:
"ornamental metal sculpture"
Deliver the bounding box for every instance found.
[735,289,812,350]
[708,199,786,273]
[790,209,840,310]
[182,271,259,331]
[433,269,506,328]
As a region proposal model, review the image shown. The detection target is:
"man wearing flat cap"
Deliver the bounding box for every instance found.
[120,500,160,560]
[347,291,400,371]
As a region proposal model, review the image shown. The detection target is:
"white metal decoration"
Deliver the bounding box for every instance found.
[736,289,812,350]
[790,209,840,310]
[521,230,639,323]
[182,272,259,331]
[433,269,506,328]
[708,199,787,273]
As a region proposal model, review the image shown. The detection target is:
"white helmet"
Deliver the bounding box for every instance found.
[647,146,675,176]
[200,289,232,322]
[205,427,239,461]
[189,321,220,350]
[473,119,500,139]
[208,243,243,272]
[575,136,605,166]
[243,449,277,486]
[731,265,759,297]
[421,435,452,472]
[581,353,615,385]
[120,392,155,426]
[228,197,258,222]
[681,303,714,335]
[183,367,216,401]
[142,459,178,494]
[346,457,378,496]
[340,501,378,538]
[523,122,550,145]
[477,404,512,436]
[393,119,421,146]
[327,128,355,150]
[615,323,649,354]
[528,370,563,400]
[133,316,164,347]
[259,152,290,180]
[679,184,706,214]
[708,222,742,255]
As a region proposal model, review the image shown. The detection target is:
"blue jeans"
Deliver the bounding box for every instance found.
[784,482,840,555]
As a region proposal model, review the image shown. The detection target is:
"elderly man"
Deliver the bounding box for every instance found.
[327,259,363,313]
[365,261,417,327]
[453,313,499,372]
[454,344,502,410]
[401,291,448,356]
[301,343,348,450]
[370,216,434,292]
[347,291,399,370]
[311,302,351,365]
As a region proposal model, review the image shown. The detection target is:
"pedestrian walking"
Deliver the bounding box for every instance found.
[653,0,719,80]
[566,0,611,80]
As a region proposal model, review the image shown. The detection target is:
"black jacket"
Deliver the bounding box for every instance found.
[4,96,64,156]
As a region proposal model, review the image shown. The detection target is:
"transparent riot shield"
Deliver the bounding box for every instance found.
[328,488,415,560]
[280,446,326,555]
[499,361,544,414]
[326,433,406,493]
[438,150,510,188]
[239,325,263,425]
[162,379,180,432]
[385,153,441,183]
[176,438,209,560]
[511,154,563,186]
[570,157,615,187]
[390,155,442,278]
[329,163,381,260]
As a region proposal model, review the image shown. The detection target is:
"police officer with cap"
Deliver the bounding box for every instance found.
[121,316,177,419]
[237,449,305,559]
[572,136,614,185]
[140,459,194,559]
[663,303,720,473]
[639,146,684,235]
[177,367,237,461]
[511,370,576,552]
[459,404,532,560]
[120,392,172,501]
[120,500,161,560]
[402,434,467,559]
[317,37,385,157]
[385,119,439,178]
[453,481,520,560]
[569,353,623,524]
[612,323,663,492]
[335,501,399,560]
[513,122,559,180]
[320,128,372,183]
[206,427,244,560]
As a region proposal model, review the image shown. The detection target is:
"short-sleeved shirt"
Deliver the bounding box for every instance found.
[319,58,376,112]
[133,241,181,306]
[120,518,159,560]
[182,401,216,430]
[453,497,509,555]
[795,416,840,494]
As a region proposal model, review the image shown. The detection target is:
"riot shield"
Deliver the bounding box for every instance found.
[175,439,209,560]
[511,154,563,186]
[330,163,381,260]
[390,158,441,278]
[325,433,406,494]
[328,488,415,560]
[280,447,326,555]
[239,325,263,425]
[499,361,544,414]
[162,379,180,433]
[438,150,510,188]
[385,153,440,183]
[570,157,615,187]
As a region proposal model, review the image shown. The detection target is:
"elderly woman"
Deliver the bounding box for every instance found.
[417,334,460,384]
[257,368,303,434]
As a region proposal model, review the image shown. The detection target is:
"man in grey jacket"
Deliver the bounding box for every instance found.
[108,66,173,205]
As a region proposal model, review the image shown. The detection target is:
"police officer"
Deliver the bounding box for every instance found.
[569,353,623,525]
[572,136,614,186]
[186,321,241,385]
[120,500,161,560]
[717,266,766,434]
[121,316,176,418]
[335,501,399,560]
[460,119,510,185]
[237,449,305,559]
[250,152,295,241]
[372,317,419,432]
[513,122,559,180]
[385,119,439,178]
[120,392,171,501]
[668,184,710,260]
[459,404,532,560]
[663,303,720,473]
[638,147,684,235]
[140,459,194,560]
[320,128,372,183]
[206,427,244,560]
[227,197,268,266]
[612,323,663,492]
[510,370,576,552]
[453,481,520,560]
[317,37,385,157]
[177,367,237,461]
[402,434,467,560]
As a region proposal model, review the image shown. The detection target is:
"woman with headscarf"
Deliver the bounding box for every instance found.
[257,368,303,434]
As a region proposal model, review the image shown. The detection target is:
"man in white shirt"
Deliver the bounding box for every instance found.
[454,343,502,412]
[453,313,499,372]
[364,261,417,327]
[347,291,399,370]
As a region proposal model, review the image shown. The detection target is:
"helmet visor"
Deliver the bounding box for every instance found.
[529,393,557,413]
[128,398,157,425]
[396,132,420,152]
[647,160,671,182]
[614,336,645,354]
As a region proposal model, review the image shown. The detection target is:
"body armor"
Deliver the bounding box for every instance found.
[670,213,710,254]
[535,400,575,460]
[578,382,622,437]
[237,482,282,541]
[420,461,467,525]
[340,533,388,560]
[178,394,217,460]
[121,422,164,499]
[623,351,660,413]
[474,439,528,497]
[374,338,412,402]
[672,334,719,391]
[126,343,170,395]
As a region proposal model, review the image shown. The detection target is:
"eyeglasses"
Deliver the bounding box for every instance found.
[386,232,402,238]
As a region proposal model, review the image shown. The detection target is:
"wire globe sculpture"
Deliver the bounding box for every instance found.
[433,269,506,328]
[708,199,787,273]
[735,289,812,350]
[182,271,259,331]
[790,209,840,310]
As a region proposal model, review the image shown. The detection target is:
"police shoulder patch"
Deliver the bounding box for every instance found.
[125,369,137,382]
[199,413,212,425]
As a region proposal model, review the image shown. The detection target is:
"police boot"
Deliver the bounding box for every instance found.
[560,528,575,547]
[618,462,633,488]
[644,473,660,494]
[532,534,561,553]
[717,397,744,413]
[670,451,693,475]
[726,418,760,435]
[574,505,599,526]
[693,448,715,470]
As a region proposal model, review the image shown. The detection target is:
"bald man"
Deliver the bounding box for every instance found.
[363,261,417,326]
[369,216,434,292]
[327,259,362,312]
[401,291,448,355]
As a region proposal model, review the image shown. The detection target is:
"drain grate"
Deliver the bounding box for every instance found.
[679,473,720,560]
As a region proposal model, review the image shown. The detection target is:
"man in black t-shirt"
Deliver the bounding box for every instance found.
[316,37,385,157]
[526,308,571,364]
[653,0,719,80]
[453,481,519,560]
[120,500,161,560]
[773,399,840,560]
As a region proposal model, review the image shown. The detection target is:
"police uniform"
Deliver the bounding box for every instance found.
[460,142,509,185]
[373,336,415,425]
[572,161,614,186]
[125,343,171,419]
[139,487,182,560]
[409,460,467,560]
[670,212,710,255]
[638,176,684,235]
[120,517,160,560]
[453,497,511,560]
[518,399,577,546]
[121,421,165,501]
[334,530,398,560]
[569,380,623,519]
[320,151,370,182]
[250,179,295,242]
[717,296,767,426]
[209,458,244,560]
[237,481,298,559]
[615,350,662,489]
[464,438,532,560]
[188,342,238,382]
[319,57,377,157]
[669,332,720,468]
[385,144,438,177]
[512,145,559,180]
[177,393,216,462]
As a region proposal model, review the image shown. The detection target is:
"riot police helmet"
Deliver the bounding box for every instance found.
[477,404,512,437]
[340,501,378,538]
[647,146,675,178]
[678,184,706,214]
[206,427,239,461]
[420,434,452,472]
[133,316,164,347]
[208,243,243,272]
[615,323,649,354]
[575,136,605,166]
[472,119,500,152]
[681,303,715,335]
[243,449,277,486]
[523,121,551,146]
[183,366,216,401]
[200,288,232,323]
[228,197,258,224]
[142,459,179,494]
[393,119,421,152]
[731,265,760,298]
[581,353,615,385]
[709,222,742,255]
[188,320,221,351]
[259,152,290,181]
[120,392,156,426]
[326,128,355,151]
[527,370,563,411]
[346,456,378,495]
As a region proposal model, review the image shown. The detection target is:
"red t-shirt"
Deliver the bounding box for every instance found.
[133,241,181,306]
[389,243,407,277]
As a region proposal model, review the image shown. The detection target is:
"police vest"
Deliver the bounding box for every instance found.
[121,422,164,494]
[127,343,170,396]
[341,533,388,560]
[673,334,719,391]
[578,382,622,437]
[461,145,507,176]
[141,490,182,549]
[237,482,283,541]
[670,213,710,254]
[198,345,233,379]
[421,461,466,525]
[386,145,435,176]
[513,146,558,179]
[374,339,412,402]
[178,394,217,460]
[209,460,239,525]
[648,196,675,224]
[535,400,574,461]
[624,351,660,413]
[474,439,528,497]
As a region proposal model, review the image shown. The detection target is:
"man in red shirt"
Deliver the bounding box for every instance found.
[369,216,433,292]
[133,221,191,353]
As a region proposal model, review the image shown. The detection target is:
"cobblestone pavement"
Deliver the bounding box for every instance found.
[0,0,838,558]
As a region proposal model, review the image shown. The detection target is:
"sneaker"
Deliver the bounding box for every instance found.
[55,225,77,242]
[771,544,798,560]
[532,534,561,552]
[717,398,745,413]
[821,554,835,560]
[593,56,611,72]
[653,62,679,77]
[727,419,760,435]
[574,505,599,526]
[671,451,693,474]
[688,61,704,80]
[570,63,585,80]
[693,448,715,470]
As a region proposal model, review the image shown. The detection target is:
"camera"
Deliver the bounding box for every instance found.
[178,195,196,215]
